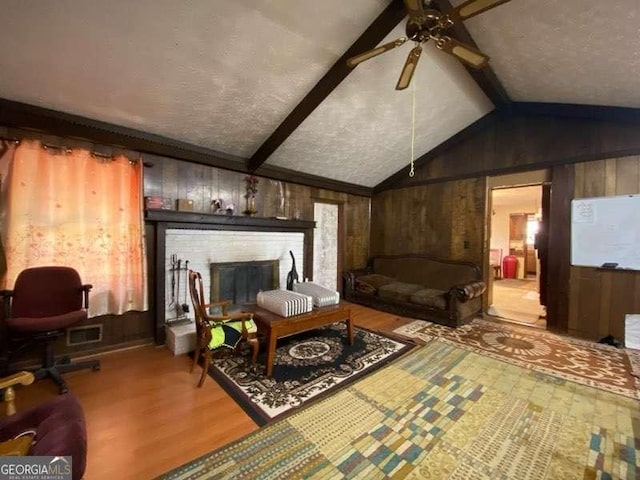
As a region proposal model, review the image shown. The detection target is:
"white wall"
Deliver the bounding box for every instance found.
[164,229,304,322]
[313,203,338,291]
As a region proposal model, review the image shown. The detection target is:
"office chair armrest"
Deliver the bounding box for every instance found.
[0,289,13,298]
[0,371,35,416]
[80,284,92,309]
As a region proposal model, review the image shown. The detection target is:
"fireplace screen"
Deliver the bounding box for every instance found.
[210,260,279,306]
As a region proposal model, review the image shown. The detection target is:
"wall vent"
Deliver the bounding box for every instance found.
[67,324,103,346]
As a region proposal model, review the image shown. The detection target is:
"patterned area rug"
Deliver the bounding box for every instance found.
[208,324,414,425]
[394,318,640,399]
[160,341,639,479]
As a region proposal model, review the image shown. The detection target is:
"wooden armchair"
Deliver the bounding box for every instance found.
[1,371,34,417]
[188,270,259,387]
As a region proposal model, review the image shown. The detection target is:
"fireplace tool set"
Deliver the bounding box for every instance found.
[168,254,191,324]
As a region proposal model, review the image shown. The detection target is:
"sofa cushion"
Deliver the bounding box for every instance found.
[410,288,447,310]
[356,274,395,294]
[378,282,423,302]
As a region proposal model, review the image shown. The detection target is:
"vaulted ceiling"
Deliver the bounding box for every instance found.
[1,0,639,193]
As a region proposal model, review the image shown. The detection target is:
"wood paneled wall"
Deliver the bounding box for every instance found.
[568,155,640,341]
[143,154,371,273]
[371,177,486,263]
[377,108,640,342]
[389,111,640,188]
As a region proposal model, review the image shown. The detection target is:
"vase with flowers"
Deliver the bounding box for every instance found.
[243,175,259,216]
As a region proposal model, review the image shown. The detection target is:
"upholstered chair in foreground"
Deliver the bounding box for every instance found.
[0,371,87,480]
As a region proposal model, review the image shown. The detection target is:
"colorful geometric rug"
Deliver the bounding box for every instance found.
[160,341,639,479]
[208,324,414,425]
[394,318,640,399]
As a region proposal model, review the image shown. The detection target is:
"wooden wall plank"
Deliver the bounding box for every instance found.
[567,156,640,340]
[582,159,606,198]
[370,178,483,263]
[604,159,617,196]
[575,270,601,339]
[386,112,640,192]
[568,268,580,332]
[598,271,612,339]
[615,156,640,194]
[144,155,371,279]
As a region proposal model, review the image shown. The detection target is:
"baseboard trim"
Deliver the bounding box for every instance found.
[8,338,154,371]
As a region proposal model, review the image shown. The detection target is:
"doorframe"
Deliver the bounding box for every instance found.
[483,171,550,323]
[311,198,344,292]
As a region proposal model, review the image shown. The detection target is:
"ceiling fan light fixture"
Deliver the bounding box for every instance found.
[347,0,511,88]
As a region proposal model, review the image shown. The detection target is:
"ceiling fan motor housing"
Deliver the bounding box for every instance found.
[406,10,444,43]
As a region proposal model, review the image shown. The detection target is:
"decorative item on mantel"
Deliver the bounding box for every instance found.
[243,175,259,216]
[212,198,234,215]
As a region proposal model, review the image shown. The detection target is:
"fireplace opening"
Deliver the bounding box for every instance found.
[210,260,279,306]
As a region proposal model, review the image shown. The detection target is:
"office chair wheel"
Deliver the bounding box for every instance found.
[92,364,101,371]
[59,385,69,394]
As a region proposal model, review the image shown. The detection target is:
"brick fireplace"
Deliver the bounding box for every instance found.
[164,230,303,322]
[145,210,315,343]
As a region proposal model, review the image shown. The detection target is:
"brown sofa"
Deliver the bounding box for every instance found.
[343,254,486,328]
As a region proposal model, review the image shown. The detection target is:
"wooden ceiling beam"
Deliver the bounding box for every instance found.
[0,98,373,197]
[431,0,511,107]
[246,0,407,172]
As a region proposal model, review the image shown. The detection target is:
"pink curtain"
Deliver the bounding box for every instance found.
[1,140,147,316]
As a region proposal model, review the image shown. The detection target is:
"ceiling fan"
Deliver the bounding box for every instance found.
[347,0,512,90]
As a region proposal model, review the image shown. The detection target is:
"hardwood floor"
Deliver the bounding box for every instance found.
[8,303,412,480]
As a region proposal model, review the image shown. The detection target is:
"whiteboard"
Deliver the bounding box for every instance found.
[571,195,640,269]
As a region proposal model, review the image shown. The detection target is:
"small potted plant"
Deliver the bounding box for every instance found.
[243,175,259,216]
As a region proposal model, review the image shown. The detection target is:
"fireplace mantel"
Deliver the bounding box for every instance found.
[145,209,315,343]
[145,209,315,231]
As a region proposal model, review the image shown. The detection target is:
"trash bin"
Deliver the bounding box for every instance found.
[502,255,518,279]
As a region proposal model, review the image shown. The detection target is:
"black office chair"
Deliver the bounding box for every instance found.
[1,266,100,394]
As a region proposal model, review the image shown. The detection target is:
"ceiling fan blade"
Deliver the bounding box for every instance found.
[436,36,489,69]
[395,45,422,91]
[346,37,407,68]
[404,0,425,18]
[452,0,511,21]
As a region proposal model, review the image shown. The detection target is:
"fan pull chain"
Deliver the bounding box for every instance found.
[409,67,416,177]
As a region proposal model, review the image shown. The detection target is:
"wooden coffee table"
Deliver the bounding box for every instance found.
[246,303,353,377]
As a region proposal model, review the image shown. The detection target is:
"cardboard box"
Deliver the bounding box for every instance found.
[177,198,194,212]
[144,196,173,210]
[166,322,196,356]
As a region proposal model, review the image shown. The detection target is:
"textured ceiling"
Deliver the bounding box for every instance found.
[492,185,541,209]
[455,0,640,108]
[1,0,639,189]
[0,0,387,158]
[266,24,494,187]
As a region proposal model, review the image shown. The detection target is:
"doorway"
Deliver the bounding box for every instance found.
[488,184,546,328]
